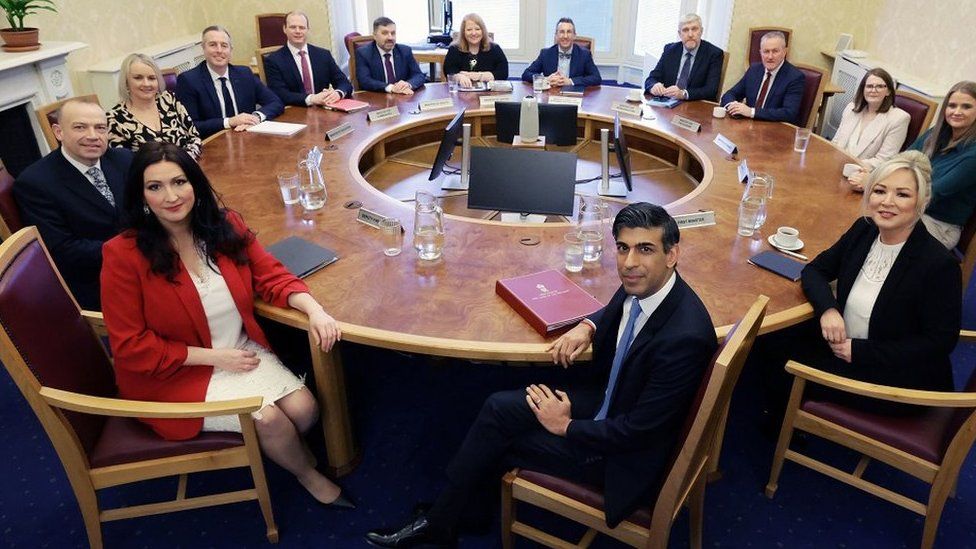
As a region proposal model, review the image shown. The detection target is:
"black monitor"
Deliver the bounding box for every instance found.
[494,102,578,146]
[467,147,577,216]
[614,113,633,191]
[429,110,465,181]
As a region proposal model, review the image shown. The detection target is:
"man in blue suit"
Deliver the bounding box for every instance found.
[522,18,602,88]
[176,25,283,138]
[355,17,426,94]
[644,13,725,101]
[365,203,716,547]
[720,31,805,125]
[264,11,353,107]
[13,99,133,310]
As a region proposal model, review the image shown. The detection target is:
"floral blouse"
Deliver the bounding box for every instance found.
[108,91,202,158]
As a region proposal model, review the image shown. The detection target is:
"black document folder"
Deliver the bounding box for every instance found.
[267,236,338,278]
[748,250,804,282]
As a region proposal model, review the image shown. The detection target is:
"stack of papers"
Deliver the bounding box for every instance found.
[245,121,307,136]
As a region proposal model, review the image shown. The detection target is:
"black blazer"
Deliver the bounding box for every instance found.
[13,147,134,310]
[566,274,716,527]
[442,44,509,80]
[354,43,426,92]
[643,40,725,101]
[801,219,961,390]
[175,62,284,138]
[720,60,805,125]
[264,44,353,106]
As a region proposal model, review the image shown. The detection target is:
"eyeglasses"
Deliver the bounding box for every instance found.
[864,84,888,91]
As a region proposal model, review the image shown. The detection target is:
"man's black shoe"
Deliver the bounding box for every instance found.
[364,514,456,548]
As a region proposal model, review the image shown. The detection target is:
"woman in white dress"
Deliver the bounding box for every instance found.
[101,142,353,508]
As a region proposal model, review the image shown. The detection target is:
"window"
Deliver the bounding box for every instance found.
[452,0,520,49]
[633,0,682,57]
[382,0,430,44]
[545,0,613,53]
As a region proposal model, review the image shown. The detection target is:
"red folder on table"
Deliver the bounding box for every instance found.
[495,270,604,336]
[323,98,370,113]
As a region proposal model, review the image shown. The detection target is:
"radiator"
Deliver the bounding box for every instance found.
[88,35,202,106]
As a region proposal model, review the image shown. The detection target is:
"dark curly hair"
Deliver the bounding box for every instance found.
[121,142,251,281]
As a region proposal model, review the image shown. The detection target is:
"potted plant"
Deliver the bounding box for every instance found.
[0,0,57,52]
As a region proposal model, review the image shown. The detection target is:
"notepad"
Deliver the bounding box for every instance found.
[267,236,339,278]
[245,121,306,136]
[748,251,804,281]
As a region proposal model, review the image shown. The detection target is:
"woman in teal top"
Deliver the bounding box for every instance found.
[910,80,976,248]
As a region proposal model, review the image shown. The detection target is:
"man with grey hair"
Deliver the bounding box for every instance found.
[643,13,725,101]
[176,25,283,137]
[720,31,805,124]
[355,16,426,93]
[264,11,353,106]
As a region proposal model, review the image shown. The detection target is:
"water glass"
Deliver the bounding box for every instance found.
[533,73,546,93]
[380,218,402,256]
[447,74,458,93]
[737,196,764,237]
[276,172,300,205]
[564,232,584,272]
[794,127,812,153]
[581,231,603,263]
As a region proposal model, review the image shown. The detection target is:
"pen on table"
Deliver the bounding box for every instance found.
[775,248,808,261]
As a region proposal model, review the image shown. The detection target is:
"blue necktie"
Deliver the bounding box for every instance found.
[594,297,643,420]
[676,52,692,90]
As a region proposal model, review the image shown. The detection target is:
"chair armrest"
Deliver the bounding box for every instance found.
[81,309,107,337]
[960,329,976,343]
[785,360,976,407]
[39,386,263,418]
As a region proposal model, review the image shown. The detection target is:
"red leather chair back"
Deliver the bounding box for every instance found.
[0,164,23,235]
[0,239,115,454]
[749,28,791,66]
[894,94,934,150]
[256,14,287,48]
[796,65,824,129]
[161,69,179,93]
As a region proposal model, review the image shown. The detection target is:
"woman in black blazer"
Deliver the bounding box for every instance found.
[799,150,961,394]
[442,13,509,88]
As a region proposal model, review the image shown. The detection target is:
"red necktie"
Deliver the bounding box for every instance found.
[383,53,396,85]
[299,50,313,94]
[755,71,772,109]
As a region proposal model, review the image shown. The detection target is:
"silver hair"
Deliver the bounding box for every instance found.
[678,13,702,29]
[861,150,933,220]
[760,31,787,49]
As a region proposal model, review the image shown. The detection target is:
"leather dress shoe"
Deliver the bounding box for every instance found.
[324,491,356,509]
[365,514,455,548]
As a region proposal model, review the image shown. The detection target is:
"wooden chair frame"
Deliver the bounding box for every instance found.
[718,51,731,102]
[35,94,101,151]
[255,12,288,49]
[765,329,976,549]
[0,227,278,548]
[573,36,596,52]
[896,89,938,137]
[346,34,376,91]
[0,161,16,241]
[793,62,828,130]
[255,45,280,85]
[502,295,769,549]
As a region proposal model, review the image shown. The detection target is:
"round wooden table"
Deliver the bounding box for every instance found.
[199,82,861,474]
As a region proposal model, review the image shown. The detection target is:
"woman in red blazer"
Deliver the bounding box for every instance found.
[101,142,353,508]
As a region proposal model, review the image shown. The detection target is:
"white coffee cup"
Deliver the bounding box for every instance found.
[627,89,643,101]
[712,106,726,118]
[775,226,799,248]
[842,163,862,178]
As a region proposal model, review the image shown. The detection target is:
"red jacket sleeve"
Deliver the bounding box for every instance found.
[226,210,309,307]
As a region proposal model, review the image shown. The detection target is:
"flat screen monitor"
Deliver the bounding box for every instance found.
[494,102,578,146]
[428,110,465,181]
[614,113,633,191]
[467,147,577,216]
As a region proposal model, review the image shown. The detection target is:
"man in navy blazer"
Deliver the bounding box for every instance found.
[644,13,725,101]
[355,17,426,94]
[176,26,283,138]
[13,99,133,310]
[264,11,353,107]
[522,18,602,88]
[365,203,716,547]
[720,31,805,125]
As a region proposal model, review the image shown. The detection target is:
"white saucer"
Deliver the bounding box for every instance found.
[768,235,804,251]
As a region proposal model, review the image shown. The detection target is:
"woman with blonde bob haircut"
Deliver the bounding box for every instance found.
[443,13,509,88]
[108,53,202,158]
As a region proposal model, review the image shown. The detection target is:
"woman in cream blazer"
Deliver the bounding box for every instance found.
[832,68,910,190]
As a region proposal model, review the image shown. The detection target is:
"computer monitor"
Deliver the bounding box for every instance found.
[467,146,577,216]
[429,110,469,189]
[614,113,633,192]
[494,102,579,146]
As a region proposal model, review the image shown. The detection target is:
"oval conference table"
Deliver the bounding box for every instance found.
[198,82,862,474]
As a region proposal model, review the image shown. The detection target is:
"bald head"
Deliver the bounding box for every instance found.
[53,100,108,166]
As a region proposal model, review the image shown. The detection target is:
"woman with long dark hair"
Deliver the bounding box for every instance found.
[100,142,352,508]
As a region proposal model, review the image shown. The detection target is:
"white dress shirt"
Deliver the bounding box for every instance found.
[377,44,398,93]
[207,64,265,128]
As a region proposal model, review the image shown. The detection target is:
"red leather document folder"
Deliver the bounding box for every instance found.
[323,98,370,113]
[495,270,604,336]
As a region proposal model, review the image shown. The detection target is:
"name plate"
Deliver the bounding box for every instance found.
[548,95,583,107]
[737,159,751,183]
[356,207,392,229]
[420,98,455,111]
[713,133,738,155]
[671,115,701,133]
[479,94,514,107]
[611,101,642,117]
[673,210,716,229]
[325,122,354,141]
[367,106,400,122]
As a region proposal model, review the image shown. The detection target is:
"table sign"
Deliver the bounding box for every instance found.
[479,94,514,107]
[548,95,583,107]
[673,210,716,229]
[737,159,751,183]
[420,98,455,111]
[671,115,701,133]
[356,206,393,229]
[611,101,642,117]
[714,133,738,155]
[325,123,354,141]
[367,106,400,122]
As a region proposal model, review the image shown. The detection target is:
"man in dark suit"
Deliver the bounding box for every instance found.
[176,25,283,138]
[264,11,353,107]
[13,98,133,310]
[355,17,426,94]
[644,13,725,102]
[720,31,805,125]
[365,203,717,547]
[522,18,602,88]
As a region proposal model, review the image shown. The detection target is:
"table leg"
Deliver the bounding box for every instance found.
[308,335,360,476]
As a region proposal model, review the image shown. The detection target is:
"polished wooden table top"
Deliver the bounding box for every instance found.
[199,82,861,360]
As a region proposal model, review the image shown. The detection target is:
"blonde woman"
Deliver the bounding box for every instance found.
[443,13,508,88]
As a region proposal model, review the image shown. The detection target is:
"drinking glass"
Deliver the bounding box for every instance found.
[564,232,584,272]
[794,127,812,153]
[742,178,770,228]
[276,172,300,205]
[737,196,764,237]
[533,73,546,93]
[380,218,402,256]
[447,74,458,93]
